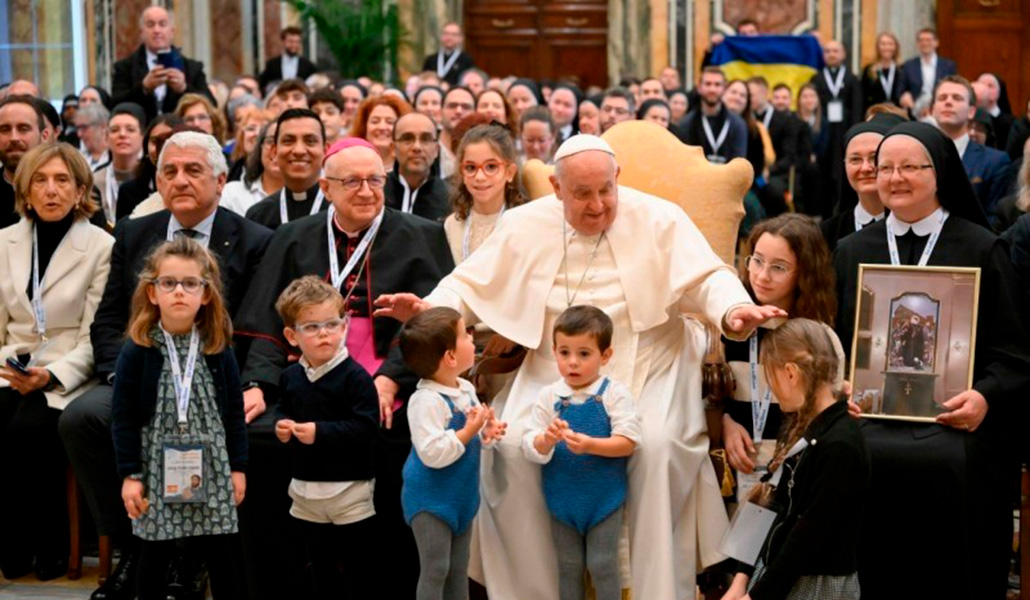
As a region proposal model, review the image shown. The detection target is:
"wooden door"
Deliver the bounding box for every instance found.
[464,0,608,88]
[937,0,1030,113]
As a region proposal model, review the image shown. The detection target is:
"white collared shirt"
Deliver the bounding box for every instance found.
[887,206,946,236]
[854,202,885,230]
[920,53,938,100]
[953,133,970,158]
[299,344,349,383]
[145,48,169,105]
[408,377,496,469]
[281,53,300,81]
[168,210,217,247]
[521,376,641,464]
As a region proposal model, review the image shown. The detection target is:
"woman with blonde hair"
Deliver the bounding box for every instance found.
[0,142,114,580]
[861,32,903,110]
[174,93,228,144]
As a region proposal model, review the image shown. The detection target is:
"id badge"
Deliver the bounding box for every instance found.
[162,441,206,504]
[736,441,775,504]
[827,100,844,123]
[707,154,728,165]
[719,499,778,566]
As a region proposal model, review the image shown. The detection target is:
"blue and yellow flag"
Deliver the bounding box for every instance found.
[710,36,825,109]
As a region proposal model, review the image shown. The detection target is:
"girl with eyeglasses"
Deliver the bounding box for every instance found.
[111,237,246,599]
[718,214,840,506]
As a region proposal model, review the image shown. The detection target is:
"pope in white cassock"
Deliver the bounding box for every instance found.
[375,135,785,600]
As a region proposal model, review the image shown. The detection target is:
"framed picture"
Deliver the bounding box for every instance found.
[849,264,980,422]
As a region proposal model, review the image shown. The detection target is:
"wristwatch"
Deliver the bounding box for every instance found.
[242,381,261,391]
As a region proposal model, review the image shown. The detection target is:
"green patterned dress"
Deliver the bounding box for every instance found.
[132,329,238,541]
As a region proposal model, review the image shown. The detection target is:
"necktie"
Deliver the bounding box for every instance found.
[177,228,198,239]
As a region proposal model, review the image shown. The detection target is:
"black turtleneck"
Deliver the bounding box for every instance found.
[28,211,76,298]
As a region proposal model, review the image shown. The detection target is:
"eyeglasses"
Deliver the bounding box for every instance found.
[325,175,387,190]
[876,164,933,178]
[395,133,437,146]
[444,102,474,111]
[183,114,212,125]
[151,276,207,294]
[844,154,877,168]
[294,318,347,336]
[745,255,794,281]
[601,105,630,116]
[461,159,507,178]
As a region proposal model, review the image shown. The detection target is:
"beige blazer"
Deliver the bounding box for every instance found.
[0,218,114,409]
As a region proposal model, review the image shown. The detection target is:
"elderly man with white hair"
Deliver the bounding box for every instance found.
[59,130,272,600]
[233,136,454,598]
[376,134,784,600]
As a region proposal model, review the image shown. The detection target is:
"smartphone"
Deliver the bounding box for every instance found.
[156,49,185,72]
[5,357,30,375]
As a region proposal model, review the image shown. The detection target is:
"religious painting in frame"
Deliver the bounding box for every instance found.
[848,264,980,422]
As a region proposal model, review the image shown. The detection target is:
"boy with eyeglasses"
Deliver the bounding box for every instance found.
[273,275,379,599]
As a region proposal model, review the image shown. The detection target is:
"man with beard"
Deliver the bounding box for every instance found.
[384,112,451,221]
[0,95,47,228]
[259,26,318,94]
[674,67,747,163]
[438,86,475,178]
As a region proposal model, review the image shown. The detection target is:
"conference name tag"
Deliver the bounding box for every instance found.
[162,441,206,504]
[707,154,728,165]
[827,100,844,123]
[720,498,778,566]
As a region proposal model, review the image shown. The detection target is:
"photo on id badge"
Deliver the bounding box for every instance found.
[163,442,207,503]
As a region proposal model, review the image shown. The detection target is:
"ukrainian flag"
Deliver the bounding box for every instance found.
[710,36,825,109]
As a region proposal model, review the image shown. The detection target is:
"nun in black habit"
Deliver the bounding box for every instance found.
[820,113,905,251]
[833,121,1030,599]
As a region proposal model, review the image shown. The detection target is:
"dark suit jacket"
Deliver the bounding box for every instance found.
[111,45,214,124]
[90,207,273,378]
[963,141,1011,224]
[899,55,958,100]
[861,63,903,109]
[757,107,798,177]
[810,67,863,130]
[421,50,475,87]
[384,171,452,222]
[258,54,318,93]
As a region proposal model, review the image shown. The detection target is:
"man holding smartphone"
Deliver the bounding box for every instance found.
[111,6,214,123]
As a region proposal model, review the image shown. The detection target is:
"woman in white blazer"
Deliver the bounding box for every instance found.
[0,142,113,581]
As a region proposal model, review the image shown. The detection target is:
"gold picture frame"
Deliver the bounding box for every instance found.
[849,264,980,422]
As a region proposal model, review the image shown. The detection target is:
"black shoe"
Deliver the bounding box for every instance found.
[34,557,69,581]
[165,552,208,600]
[91,548,139,600]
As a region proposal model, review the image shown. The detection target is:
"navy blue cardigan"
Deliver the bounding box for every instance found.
[110,340,249,480]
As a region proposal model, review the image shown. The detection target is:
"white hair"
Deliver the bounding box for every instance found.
[78,103,109,126]
[157,131,228,178]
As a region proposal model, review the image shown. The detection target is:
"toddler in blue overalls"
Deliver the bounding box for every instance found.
[522,305,641,600]
[399,307,507,600]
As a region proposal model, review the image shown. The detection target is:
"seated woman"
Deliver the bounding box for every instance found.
[518,106,557,165]
[174,93,228,146]
[116,114,182,221]
[225,105,271,183]
[220,121,283,217]
[338,80,368,132]
[91,103,145,232]
[834,121,1030,600]
[720,214,840,489]
[476,89,519,137]
[0,143,114,580]
[349,95,412,171]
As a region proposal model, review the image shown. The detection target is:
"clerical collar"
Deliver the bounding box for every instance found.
[300,343,349,382]
[287,183,319,201]
[887,206,946,236]
[333,210,380,239]
[952,133,970,158]
[854,202,885,227]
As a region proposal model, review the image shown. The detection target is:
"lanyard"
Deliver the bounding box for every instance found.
[326,206,384,291]
[162,326,200,432]
[462,204,505,261]
[702,115,730,156]
[398,177,421,214]
[280,187,325,225]
[31,225,48,342]
[104,164,119,226]
[879,63,896,100]
[749,335,772,444]
[886,210,948,266]
[823,67,846,99]
[768,438,809,487]
[759,107,773,130]
[437,50,462,78]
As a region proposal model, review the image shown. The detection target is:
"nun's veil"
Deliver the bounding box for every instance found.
[835,113,905,215]
[877,121,991,230]
[508,78,543,105]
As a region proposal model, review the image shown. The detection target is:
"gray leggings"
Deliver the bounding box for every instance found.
[411,512,472,600]
[551,508,622,600]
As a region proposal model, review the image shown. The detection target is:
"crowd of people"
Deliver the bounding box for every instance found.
[1,4,1030,600]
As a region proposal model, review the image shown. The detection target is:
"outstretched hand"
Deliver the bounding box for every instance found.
[373,293,430,323]
[724,305,788,335]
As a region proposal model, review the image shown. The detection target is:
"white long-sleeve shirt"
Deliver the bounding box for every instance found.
[521,375,641,464]
[408,377,497,469]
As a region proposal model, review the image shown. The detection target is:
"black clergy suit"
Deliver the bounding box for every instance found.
[244,183,327,231]
[421,50,475,87]
[810,66,863,217]
[111,44,214,123]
